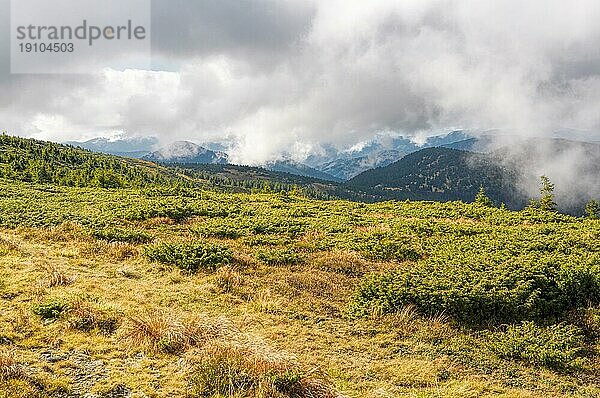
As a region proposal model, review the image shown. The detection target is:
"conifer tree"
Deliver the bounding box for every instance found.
[474,186,493,207]
[539,175,556,212]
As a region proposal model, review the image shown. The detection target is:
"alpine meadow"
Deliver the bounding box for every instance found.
[0,136,599,397]
[2,1,600,397]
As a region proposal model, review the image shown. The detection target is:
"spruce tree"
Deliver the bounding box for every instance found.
[474,186,493,207]
[539,175,556,212]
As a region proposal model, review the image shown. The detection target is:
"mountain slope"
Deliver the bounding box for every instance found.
[143,141,229,164]
[0,135,352,200]
[346,147,526,208]
[263,160,340,182]
[0,135,180,188]
[318,149,408,180]
[313,130,473,180]
[66,136,158,158]
[347,139,600,212]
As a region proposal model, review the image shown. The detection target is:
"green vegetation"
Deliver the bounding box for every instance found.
[474,186,494,207]
[586,199,599,219]
[144,242,233,272]
[350,251,600,324]
[486,322,586,370]
[0,135,599,397]
[539,175,557,212]
[0,134,181,188]
[32,299,68,320]
[92,227,152,243]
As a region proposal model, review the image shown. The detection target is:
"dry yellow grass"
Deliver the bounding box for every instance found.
[0,225,597,397]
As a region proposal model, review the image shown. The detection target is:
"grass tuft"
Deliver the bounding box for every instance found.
[0,353,27,382]
[41,265,75,288]
[120,310,232,354]
[186,342,344,398]
[66,298,120,334]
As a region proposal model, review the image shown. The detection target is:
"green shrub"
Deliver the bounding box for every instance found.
[92,228,152,244]
[257,248,303,265]
[144,242,233,272]
[487,322,587,370]
[349,257,600,324]
[32,299,67,320]
[350,233,422,262]
[250,218,308,237]
[121,201,197,222]
[192,218,247,239]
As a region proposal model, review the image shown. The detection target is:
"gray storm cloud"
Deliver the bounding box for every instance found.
[0,0,599,164]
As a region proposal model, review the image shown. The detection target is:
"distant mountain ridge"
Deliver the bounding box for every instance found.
[65,130,474,181]
[311,130,472,180]
[141,141,340,182]
[143,141,229,164]
[346,147,525,208]
[66,136,158,158]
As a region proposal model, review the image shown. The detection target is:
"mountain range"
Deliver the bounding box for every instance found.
[65,130,474,181]
[63,132,600,214]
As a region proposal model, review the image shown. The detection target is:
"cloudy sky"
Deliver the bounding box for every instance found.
[1,0,600,163]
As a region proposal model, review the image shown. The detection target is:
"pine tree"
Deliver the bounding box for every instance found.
[474,186,494,207]
[539,175,556,212]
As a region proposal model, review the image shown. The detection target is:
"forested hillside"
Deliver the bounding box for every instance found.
[0,134,179,188]
[346,147,527,208]
[0,135,349,200]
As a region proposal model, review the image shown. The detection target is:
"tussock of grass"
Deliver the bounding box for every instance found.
[312,250,370,276]
[0,353,27,382]
[40,265,75,288]
[185,342,344,398]
[0,236,19,256]
[32,295,119,334]
[83,241,139,261]
[120,310,233,354]
[37,221,86,243]
[66,298,120,334]
[213,266,244,294]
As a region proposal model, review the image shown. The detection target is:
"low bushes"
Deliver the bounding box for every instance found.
[257,248,303,265]
[487,322,587,370]
[120,201,196,222]
[349,257,600,325]
[349,233,422,262]
[192,218,247,239]
[144,242,232,272]
[32,299,67,320]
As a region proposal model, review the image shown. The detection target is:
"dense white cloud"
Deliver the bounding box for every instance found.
[1,0,600,162]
